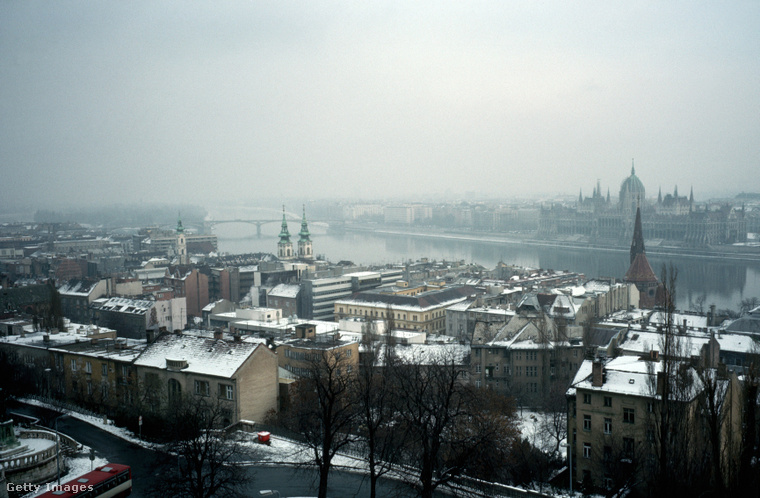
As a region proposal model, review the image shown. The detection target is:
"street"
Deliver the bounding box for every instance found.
[11,401,417,497]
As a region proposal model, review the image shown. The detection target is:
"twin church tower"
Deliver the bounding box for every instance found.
[278,205,313,260]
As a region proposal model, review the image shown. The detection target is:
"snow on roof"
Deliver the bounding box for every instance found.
[343,271,380,278]
[649,311,708,329]
[571,356,659,398]
[99,297,153,314]
[570,356,703,401]
[57,279,100,296]
[375,343,470,366]
[134,333,264,378]
[269,284,300,299]
[446,300,473,312]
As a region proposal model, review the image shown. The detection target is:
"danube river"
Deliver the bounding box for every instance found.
[209,212,760,314]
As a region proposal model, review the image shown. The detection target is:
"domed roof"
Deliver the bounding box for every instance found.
[620,165,645,197]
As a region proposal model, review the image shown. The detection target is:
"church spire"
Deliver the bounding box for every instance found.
[278,205,291,243]
[630,201,645,265]
[176,212,185,234]
[299,204,311,242]
[631,158,635,176]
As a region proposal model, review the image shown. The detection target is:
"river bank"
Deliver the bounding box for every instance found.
[343,224,760,263]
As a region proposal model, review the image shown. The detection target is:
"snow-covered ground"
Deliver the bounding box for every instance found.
[18,398,588,497]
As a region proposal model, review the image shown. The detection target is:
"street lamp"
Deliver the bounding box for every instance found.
[54,413,69,486]
[563,441,573,495]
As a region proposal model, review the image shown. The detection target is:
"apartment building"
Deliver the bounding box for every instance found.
[334,285,478,334]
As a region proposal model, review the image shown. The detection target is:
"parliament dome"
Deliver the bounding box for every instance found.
[619,164,646,212]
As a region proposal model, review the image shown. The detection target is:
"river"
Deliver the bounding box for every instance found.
[208,208,760,314]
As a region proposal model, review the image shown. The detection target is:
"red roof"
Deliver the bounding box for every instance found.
[624,253,658,283]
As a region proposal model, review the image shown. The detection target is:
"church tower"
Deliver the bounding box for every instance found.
[624,204,661,308]
[278,206,294,260]
[297,204,313,260]
[176,214,188,265]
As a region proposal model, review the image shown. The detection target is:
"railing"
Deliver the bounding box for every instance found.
[0,439,57,471]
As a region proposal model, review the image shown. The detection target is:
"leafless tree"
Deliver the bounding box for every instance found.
[353,341,400,498]
[739,297,760,315]
[283,346,356,498]
[153,396,252,498]
[391,349,518,498]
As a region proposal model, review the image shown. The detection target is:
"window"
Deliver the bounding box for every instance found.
[623,437,634,459]
[647,402,654,413]
[623,408,635,424]
[583,393,591,404]
[604,418,612,435]
[583,415,591,431]
[122,365,128,377]
[85,361,92,374]
[219,383,234,400]
[71,359,77,372]
[195,380,210,396]
[604,396,612,407]
[583,443,591,459]
[475,364,481,373]
[87,380,93,395]
[102,363,108,376]
[102,384,108,401]
[476,380,481,388]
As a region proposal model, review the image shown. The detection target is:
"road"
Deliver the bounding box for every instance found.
[10,401,418,497]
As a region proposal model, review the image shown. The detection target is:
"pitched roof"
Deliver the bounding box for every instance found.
[625,252,658,283]
[134,332,266,378]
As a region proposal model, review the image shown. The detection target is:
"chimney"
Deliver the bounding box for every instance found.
[592,359,604,387]
[213,329,224,340]
[656,371,665,396]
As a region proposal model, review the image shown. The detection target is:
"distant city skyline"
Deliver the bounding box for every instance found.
[2,2,758,212]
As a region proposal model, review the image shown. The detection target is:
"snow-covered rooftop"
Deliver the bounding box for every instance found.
[268,283,300,299]
[134,332,267,378]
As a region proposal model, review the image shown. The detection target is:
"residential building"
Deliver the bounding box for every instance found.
[57,279,108,325]
[266,284,301,318]
[164,267,210,320]
[470,311,584,405]
[335,285,479,334]
[133,330,279,425]
[567,356,742,493]
[277,323,359,379]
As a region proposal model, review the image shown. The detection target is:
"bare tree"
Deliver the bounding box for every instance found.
[154,396,251,498]
[739,297,760,315]
[391,349,517,498]
[284,346,356,498]
[353,341,400,498]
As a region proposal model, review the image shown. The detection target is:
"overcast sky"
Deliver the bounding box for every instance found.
[1,1,758,211]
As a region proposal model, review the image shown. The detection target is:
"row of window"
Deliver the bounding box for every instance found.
[193,380,234,400]
[582,438,635,460]
[71,359,130,378]
[583,408,636,431]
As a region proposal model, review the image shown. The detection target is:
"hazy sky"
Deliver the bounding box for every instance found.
[2,1,758,211]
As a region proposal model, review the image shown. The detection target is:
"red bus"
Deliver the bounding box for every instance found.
[37,463,132,498]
